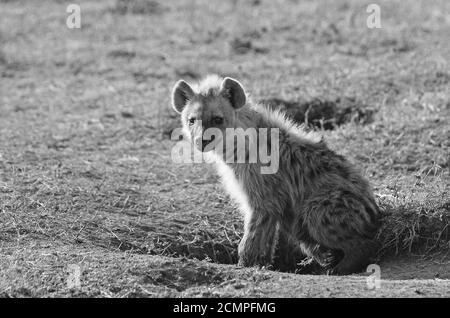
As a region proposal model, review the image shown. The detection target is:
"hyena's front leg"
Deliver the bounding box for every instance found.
[238,212,279,268]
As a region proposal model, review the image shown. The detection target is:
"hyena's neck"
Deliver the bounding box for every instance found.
[212,107,278,175]
[233,106,261,130]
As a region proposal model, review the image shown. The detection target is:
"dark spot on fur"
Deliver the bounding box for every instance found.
[342,233,356,241]
[339,167,351,180]
[362,199,380,227]
[333,204,347,215]
[339,221,350,230]
[341,190,354,197]
[327,228,339,237]
[321,217,332,227]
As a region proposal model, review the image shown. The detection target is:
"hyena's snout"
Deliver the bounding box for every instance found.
[194,134,216,152]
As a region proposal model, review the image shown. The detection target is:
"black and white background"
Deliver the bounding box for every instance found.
[0,0,449,298]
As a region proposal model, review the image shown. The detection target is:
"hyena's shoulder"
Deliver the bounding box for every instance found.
[249,102,323,145]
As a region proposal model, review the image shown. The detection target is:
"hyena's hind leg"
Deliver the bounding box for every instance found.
[305,191,381,275]
[327,203,380,275]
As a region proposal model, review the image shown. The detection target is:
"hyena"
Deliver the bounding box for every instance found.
[171,75,381,275]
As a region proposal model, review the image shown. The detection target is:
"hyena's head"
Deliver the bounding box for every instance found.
[171,75,246,152]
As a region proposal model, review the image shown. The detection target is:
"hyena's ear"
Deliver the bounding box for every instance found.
[220,77,246,109]
[172,80,195,114]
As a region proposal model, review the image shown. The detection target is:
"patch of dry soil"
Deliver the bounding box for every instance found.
[1,246,448,297]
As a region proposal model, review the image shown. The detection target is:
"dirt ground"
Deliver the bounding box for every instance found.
[1,245,449,297]
[0,0,449,297]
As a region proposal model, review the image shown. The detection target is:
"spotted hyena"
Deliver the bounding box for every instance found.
[171,75,381,275]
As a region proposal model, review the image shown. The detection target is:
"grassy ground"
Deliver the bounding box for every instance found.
[0,0,449,297]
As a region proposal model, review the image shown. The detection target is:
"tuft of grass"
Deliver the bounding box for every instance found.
[377,176,450,256]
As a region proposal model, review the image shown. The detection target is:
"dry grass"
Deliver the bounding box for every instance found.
[377,176,449,256]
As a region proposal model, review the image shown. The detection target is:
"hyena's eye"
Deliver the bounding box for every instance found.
[212,117,224,125]
[188,118,196,126]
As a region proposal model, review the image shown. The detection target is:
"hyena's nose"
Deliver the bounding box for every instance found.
[195,135,215,151]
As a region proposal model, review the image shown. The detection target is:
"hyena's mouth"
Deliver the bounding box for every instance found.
[195,135,217,152]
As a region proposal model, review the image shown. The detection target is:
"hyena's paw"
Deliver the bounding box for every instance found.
[316,249,342,270]
[237,257,247,267]
[316,250,335,268]
[295,257,324,274]
[238,254,272,268]
[238,242,273,268]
